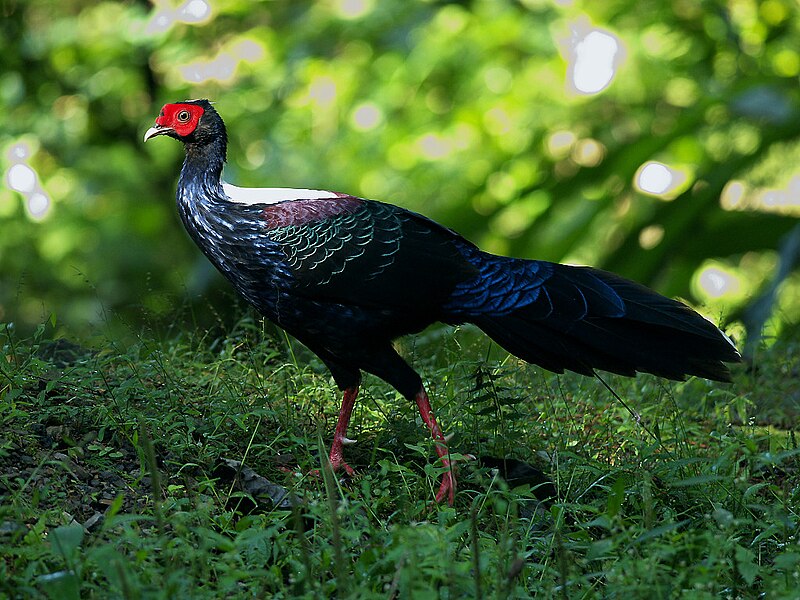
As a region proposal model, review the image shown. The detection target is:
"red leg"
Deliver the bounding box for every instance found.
[414,387,456,505]
[327,386,359,476]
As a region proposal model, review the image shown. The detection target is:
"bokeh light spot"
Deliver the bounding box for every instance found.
[146,0,212,34]
[181,0,211,22]
[720,176,800,216]
[308,76,338,108]
[7,163,37,193]
[350,102,383,131]
[638,224,664,250]
[5,142,51,220]
[698,266,741,299]
[565,24,623,95]
[484,66,512,94]
[28,193,51,219]
[638,162,672,194]
[635,161,688,199]
[417,133,451,160]
[572,138,605,167]
[720,180,747,210]
[335,0,374,19]
[546,130,577,159]
[179,40,264,84]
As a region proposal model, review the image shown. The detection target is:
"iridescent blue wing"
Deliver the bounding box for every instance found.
[263,196,479,310]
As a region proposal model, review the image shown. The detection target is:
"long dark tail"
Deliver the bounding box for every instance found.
[471,262,740,382]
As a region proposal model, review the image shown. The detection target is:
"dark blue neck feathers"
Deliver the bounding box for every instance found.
[179,135,227,200]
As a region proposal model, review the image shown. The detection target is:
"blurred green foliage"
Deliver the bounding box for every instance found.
[1,0,799,342]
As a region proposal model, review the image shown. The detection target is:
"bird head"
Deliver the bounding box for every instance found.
[143,99,225,147]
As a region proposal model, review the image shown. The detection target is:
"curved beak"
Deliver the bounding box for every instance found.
[143,125,173,142]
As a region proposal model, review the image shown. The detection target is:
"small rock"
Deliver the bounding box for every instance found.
[0,521,26,537]
[53,453,91,481]
[46,426,66,443]
[83,512,104,532]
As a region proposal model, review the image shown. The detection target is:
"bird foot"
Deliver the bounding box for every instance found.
[435,469,456,505]
[433,453,475,505]
[328,454,356,477]
[308,451,356,480]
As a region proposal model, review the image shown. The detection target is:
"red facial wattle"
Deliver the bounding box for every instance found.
[155,103,205,137]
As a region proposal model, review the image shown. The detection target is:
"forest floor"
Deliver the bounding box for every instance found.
[1,318,798,598]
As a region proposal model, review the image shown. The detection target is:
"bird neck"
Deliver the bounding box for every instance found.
[178,136,227,199]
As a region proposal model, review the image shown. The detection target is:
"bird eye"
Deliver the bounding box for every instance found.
[177,110,191,122]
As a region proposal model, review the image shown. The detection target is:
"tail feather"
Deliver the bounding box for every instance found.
[472,263,740,382]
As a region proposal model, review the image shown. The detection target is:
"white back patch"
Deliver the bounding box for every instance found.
[222,182,338,205]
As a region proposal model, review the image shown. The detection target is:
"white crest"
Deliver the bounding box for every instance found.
[222,182,338,205]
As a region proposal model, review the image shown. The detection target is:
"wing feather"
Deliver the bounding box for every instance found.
[264,198,479,311]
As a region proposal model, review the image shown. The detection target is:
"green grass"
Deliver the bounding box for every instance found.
[1,316,798,598]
